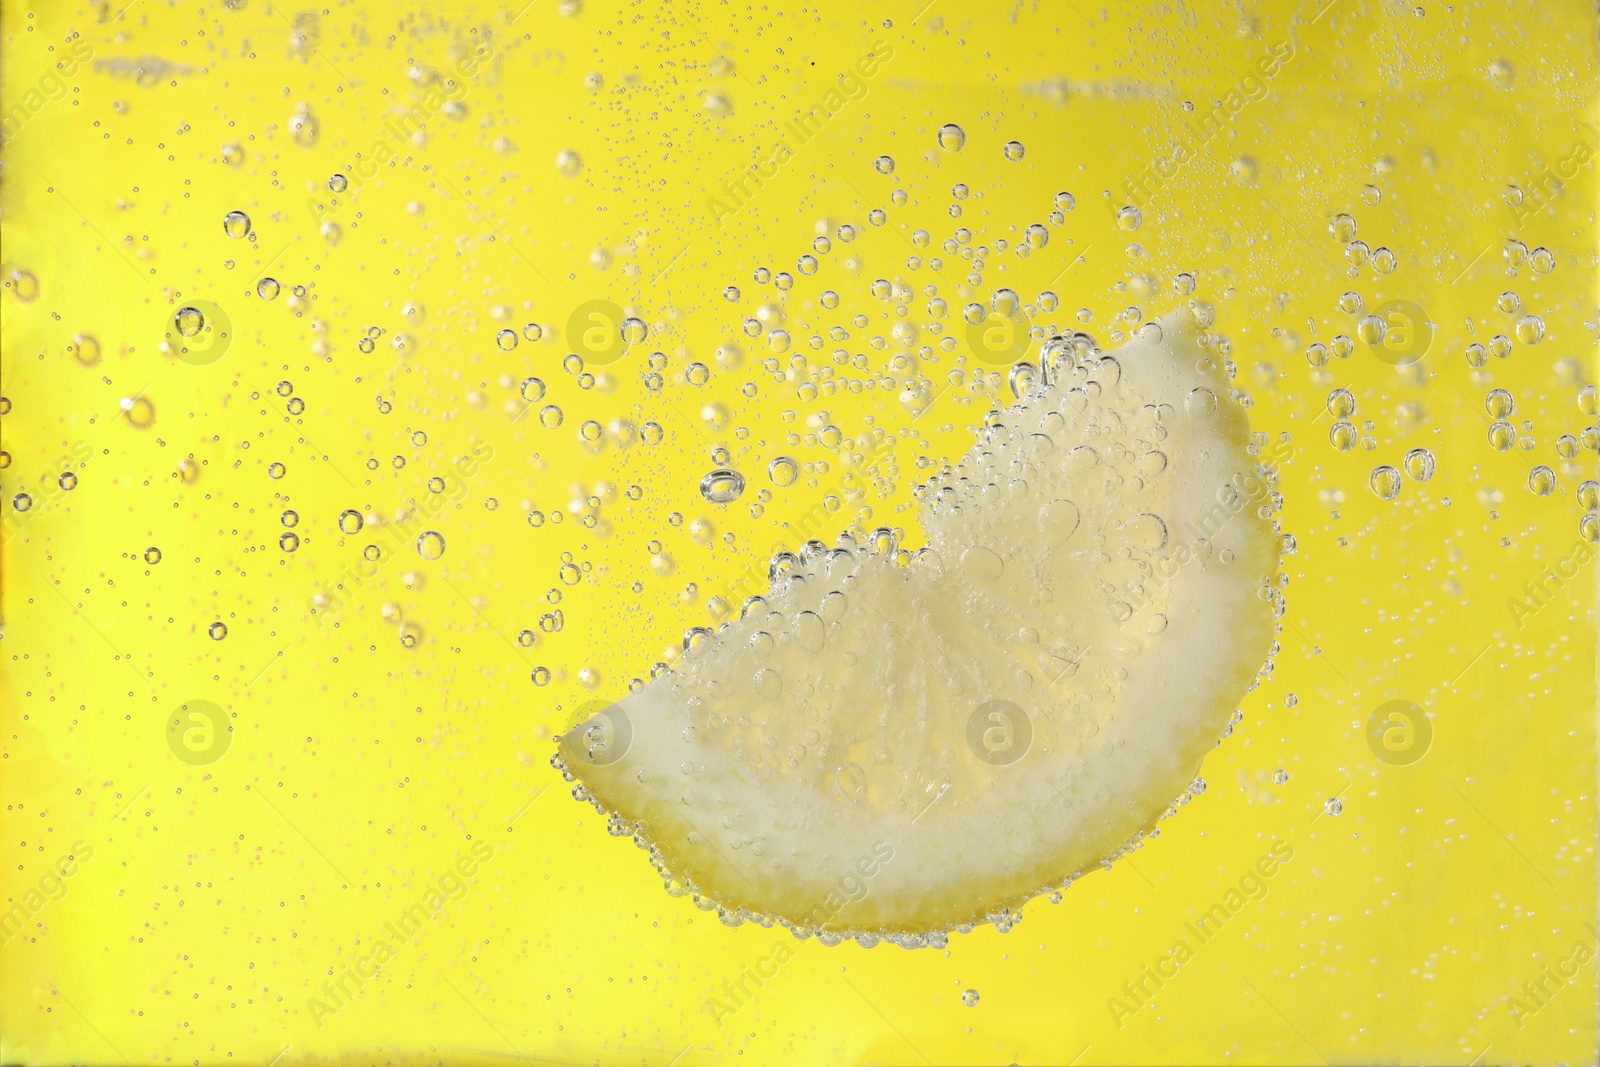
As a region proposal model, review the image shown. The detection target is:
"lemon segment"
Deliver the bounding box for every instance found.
[559,307,1280,944]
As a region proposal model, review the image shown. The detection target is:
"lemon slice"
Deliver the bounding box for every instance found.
[557,307,1280,946]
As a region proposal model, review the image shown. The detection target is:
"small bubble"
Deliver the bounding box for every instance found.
[1527,465,1556,497]
[8,267,40,302]
[1002,140,1025,161]
[144,546,162,564]
[175,307,205,338]
[257,277,280,300]
[873,154,895,175]
[1370,465,1402,500]
[1402,448,1435,482]
[700,468,746,504]
[556,149,583,177]
[937,123,966,151]
[962,989,980,1007]
[1116,206,1142,230]
[223,210,251,238]
[768,457,799,487]
[417,531,446,559]
[209,621,228,640]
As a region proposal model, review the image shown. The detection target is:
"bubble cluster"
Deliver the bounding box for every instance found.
[557,310,1281,942]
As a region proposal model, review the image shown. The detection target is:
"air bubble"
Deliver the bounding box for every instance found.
[417,531,447,559]
[1402,448,1435,482]
[1370,465,1402,500]
[701,469,746,504]
[768,457,799,487]
[1527,466,1556,497]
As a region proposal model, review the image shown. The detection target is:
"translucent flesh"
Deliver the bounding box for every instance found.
[559,307,1279,940]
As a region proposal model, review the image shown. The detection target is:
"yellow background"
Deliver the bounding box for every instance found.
[2,0,1596,1064]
